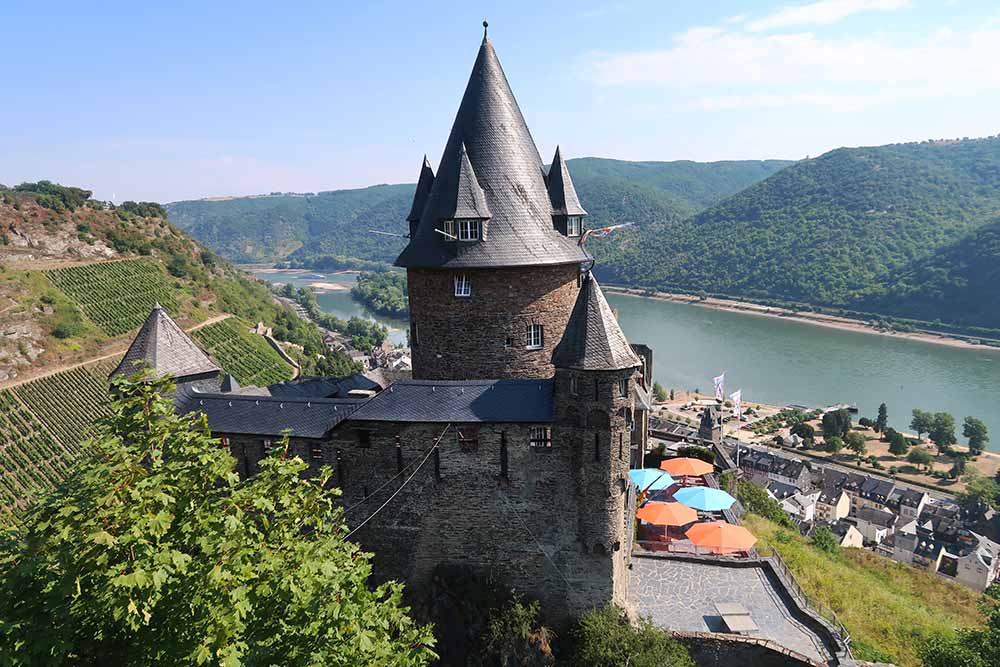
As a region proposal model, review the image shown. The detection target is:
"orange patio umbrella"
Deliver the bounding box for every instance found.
[659,457,714,477]
[685,521,757,554]
[636,501,698,527]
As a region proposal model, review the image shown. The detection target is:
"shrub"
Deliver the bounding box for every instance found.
[811,527,840,555]
[564,604,692,667]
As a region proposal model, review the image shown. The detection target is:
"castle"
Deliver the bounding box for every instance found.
[114,31,653,618]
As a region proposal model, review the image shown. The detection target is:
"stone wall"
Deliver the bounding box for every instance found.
[407,264,580,380]
[674,632,824,667]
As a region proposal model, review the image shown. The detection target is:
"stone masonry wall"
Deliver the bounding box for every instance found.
[407,264,580,380]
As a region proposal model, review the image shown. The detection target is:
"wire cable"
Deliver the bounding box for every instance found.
[344,424,451,540]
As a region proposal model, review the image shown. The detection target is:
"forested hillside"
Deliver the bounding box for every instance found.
[591,137,1000,328]
[166,158,792,265]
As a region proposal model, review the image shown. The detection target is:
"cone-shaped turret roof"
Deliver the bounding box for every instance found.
[553,275,641,371]
[447,142,491,220]
[547,146,587,217]
[396,35,589,269]
[406,156,435,224]
[110,305,221,380]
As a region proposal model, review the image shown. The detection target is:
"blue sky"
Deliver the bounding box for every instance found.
[2,0,998,202]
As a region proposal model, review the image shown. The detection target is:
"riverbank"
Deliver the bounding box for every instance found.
[603,286,1000,352]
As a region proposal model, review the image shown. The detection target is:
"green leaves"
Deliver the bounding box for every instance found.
[0,373,435,667]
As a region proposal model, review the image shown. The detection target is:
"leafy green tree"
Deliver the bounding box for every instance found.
[929,413,957,452]
[737,481,795,529]
[907,447,934,472]
[845,431,867,462]
[963,416,989,455]
[566,604,693,667]
[956,473,1000,515]
[822,409,851,439]
[911,409,934,439]
[482,595,551,666]
[791,421,816,442]
[886,428,909,456]
[810,527,840,555]
[0,373,435,667]
[827,436,844,456]
[876,403,889,433]
[919,603,1000,667]
[669,388,675,401]
[652,382,667,402]
[949,456,968,479]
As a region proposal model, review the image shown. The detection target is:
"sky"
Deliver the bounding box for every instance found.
[2,0,999,203]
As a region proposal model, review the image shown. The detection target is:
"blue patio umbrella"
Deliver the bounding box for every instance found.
[673,486,736,512]
[629,468,676,492]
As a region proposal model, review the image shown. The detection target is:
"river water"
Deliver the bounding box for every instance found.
[255,270,1000,449]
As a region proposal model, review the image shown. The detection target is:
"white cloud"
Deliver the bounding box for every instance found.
[582,24,1000,110]
[746,0,910,32]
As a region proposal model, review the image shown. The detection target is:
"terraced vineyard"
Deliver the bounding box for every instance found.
[13,359,117,451]
[193,318,294,386]
[0,391,73,527]
[45,259,179,336]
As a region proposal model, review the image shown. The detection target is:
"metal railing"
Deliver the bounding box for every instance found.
[755,541,853,652]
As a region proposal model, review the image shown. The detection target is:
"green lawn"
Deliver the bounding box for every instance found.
[744,513,984,666]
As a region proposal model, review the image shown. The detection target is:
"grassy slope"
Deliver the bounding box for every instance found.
[744,513,984,666]
[165,158,792,265]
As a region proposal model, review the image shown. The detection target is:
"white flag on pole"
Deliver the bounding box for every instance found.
[730,389,742,422]
[713,373,725,401]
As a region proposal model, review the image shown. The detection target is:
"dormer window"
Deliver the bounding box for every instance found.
[457,219,480,241]
[454,274,471,297]
[567,216,582,237]
[442,219,455,240]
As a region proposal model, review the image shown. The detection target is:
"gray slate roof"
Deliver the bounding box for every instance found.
[406,156,435,224]
[111,305,221,381]
[552,275,641,371]
[175,388,364,439]
[395,36,589,269]
[447,142,491,220]
[348,379,554,423]
[547,146,587,216]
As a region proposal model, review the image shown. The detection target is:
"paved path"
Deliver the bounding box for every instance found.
[629,557,833,664]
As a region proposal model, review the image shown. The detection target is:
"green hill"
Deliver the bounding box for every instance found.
[593,138,1000,328]
[165,158,792,265]
[0,181,375,524]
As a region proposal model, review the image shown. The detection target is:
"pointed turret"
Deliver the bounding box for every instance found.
[220,373,241,393]
[547,146,587,217]
[395,35,588,268]
[553,275,641,371]
[110,305,221,381]
[406,156,435,238]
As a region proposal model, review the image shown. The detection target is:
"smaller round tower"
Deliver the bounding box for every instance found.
[551,274,642,608]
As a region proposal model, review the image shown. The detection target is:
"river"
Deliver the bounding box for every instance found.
[255,270,1000,449]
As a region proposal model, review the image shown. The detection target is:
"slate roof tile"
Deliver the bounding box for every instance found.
[111,305,220,381]
[553,275,641,371]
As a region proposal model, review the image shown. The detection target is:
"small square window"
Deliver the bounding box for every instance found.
[567,216,582,237]
[220,436,230,451]
[263,439,273,455]
[504,336,513,349]
[618,378,628,398]
[457,219,480,241]
[310,445,323,462]
[454,274,471,297]
[526,323,544,350]
[570,375,579,396]
[530,426,552,448]
[442,219,455,239]
[458,427,479,452]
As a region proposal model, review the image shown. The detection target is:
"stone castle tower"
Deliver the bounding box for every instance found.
[396,33,590,381]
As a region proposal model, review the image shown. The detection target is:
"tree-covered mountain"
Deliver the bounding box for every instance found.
[166,158,793,264]
[590,138,1000,327]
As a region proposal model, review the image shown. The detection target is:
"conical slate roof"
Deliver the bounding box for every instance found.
[406,156,435,224]
[552,275,641,371]
[110,305,221,380]
[395,36,589,269]
[447,142,491,220]
[547,146,587,216]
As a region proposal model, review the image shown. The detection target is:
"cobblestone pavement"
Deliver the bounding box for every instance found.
[629,557,832,663]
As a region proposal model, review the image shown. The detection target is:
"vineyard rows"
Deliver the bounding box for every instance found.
[193,319,294,387]
[45,260,179,336]
[0,359,117,527]
[13,359,118,453]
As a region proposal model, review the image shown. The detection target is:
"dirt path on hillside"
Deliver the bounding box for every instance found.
[0,313,231,390]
